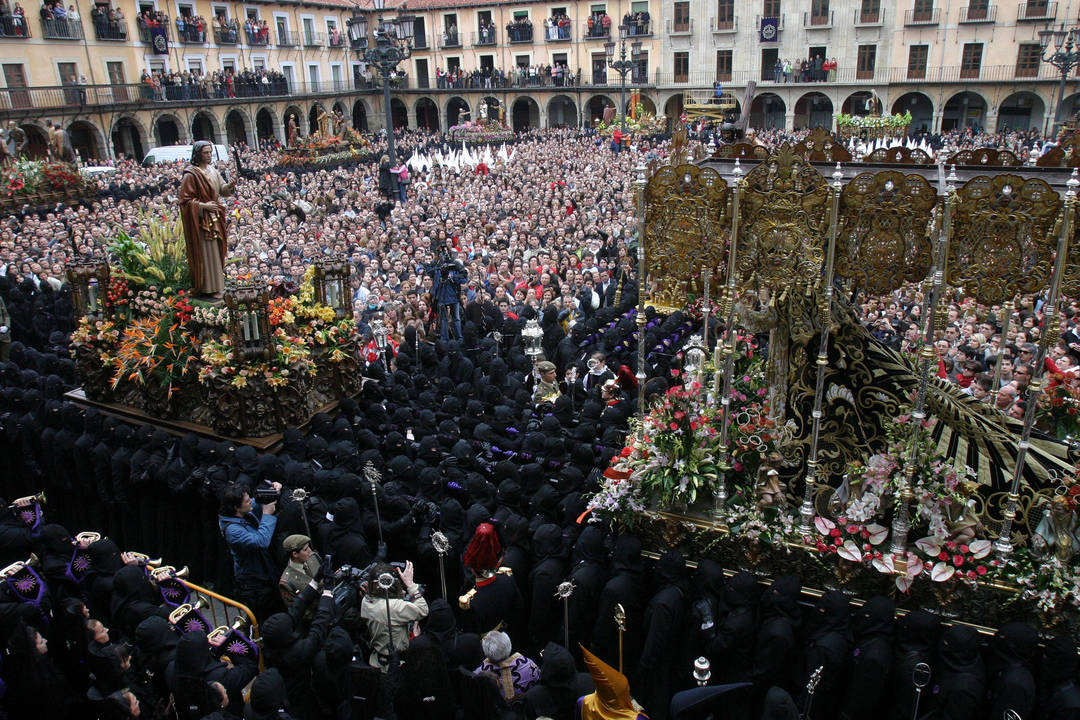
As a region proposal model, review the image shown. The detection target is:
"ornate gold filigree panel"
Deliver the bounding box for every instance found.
[945,148,1023,167]
[643,164,730,311]
[835,171,937,296]
[737,144,831,293]
[1060,202,1080,298]
[948,175,1062,305]
[792,128,852,163]
[863,146,934,165]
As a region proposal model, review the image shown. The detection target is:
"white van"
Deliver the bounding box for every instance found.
[142,144,228,166]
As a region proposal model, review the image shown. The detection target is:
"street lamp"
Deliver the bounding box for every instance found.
[605,24,642,132]
[1039,23,1080,135]
[352,0,415,164]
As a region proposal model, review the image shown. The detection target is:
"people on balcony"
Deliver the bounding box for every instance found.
[623,10,650,34]
[245,17,269,44]
[175,13,204,42]
[477,20,494,44]
[545,13,570,40]
[587,12,611,37]
[40,0,78,35]
[441,22,458,46]
[213,14,237,43]
[506,16,532,42]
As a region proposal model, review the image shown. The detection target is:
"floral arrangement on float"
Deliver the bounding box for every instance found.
[69,222,366,435]
[279,128,373,168]
[0,159,87,207]
[447,120,514,145]
[835,110,912,139]
[589,320,1080,628]
[1034,376,1080,441]
[594,103,667,137]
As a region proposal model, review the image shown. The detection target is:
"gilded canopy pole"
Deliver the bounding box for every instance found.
[797,164,843,537]
[891,168,956,556]
[995,171,1078,556]
[989,296,1018,402]
[635,162,648,442]
[714,162,744,518]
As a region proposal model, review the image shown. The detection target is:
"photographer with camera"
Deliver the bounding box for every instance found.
[360,560,428,673]
[426,243,469,342]
[218,481,282,622]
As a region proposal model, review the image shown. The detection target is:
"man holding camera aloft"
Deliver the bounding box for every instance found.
[218,481,282,621]
[360,560,428,672]
[429,244,468,342]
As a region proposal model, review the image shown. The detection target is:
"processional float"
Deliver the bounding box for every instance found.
[635,124,1080,554]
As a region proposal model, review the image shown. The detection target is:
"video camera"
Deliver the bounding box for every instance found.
[253,484,281,505]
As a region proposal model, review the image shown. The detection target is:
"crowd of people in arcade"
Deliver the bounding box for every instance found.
[1,124,1080,719]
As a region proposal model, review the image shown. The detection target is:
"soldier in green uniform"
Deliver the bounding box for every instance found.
[532,360,562,405]
[279,534,322,608]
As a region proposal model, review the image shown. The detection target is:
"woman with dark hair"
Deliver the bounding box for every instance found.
[4,621,77,718]
[395,642,459,720]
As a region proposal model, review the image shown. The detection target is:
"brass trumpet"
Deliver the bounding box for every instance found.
[0,553,39,578]
[125,552,162,568]
[150,565,189,582]
[208,615,250,643]
[74,532,102,547]
[8,492,45,509]
[167,598,208,625]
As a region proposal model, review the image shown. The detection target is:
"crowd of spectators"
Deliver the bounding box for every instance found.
[138,68,289,102]
[2,124,1080,719]
[771,56,839,83]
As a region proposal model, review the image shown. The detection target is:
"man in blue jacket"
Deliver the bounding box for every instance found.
[218,482,280,621]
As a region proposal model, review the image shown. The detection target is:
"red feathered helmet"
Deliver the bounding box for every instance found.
[463,522,502,572]
[616,364,638,392]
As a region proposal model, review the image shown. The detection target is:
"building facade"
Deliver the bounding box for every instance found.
[0,0,1073,161]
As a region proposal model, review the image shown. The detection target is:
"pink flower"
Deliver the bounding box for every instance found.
[669,422,678,430]
[976,565,987,575]
[952,554,965,567]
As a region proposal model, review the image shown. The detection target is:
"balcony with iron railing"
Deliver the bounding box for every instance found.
[959,4,997,21]
[327,32,344,47]
[804,10,833,27]
[472,28,496,47]
[214,25,240,45]
[42,16,83,39]
[507,25,533,43]
[0,16,30,38]
[754,14,786,30]
[175,19,205,44]
[545,21,571,41]
[711,16,737,32]
[276,29,298,47]
[246,29,269,45]
[303,30,324,47]
[625,18,651,35]
[904,7,940,24]
[583,20,610,39]
[137,18,168,43]
[439,30,461,48]
[667,18,693,34]
[92,18,127,40]
[1017,1,1055,19]
[854,8,883,24]
[649,63,1062,86]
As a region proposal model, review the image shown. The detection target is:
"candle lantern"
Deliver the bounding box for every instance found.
[224,282,273,362]
[522,317,545,362]
[313,255,352,320]
[371,316,389,366]
[66,260,110,319]
[683,333,706,386]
